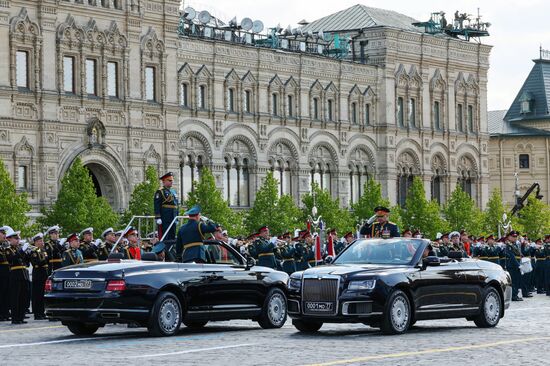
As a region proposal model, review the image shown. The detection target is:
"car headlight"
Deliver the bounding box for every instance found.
[348,280,376,291]
[288,277,302,291]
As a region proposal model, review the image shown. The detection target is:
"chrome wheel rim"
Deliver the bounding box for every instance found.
[159,298,180,334]
[391,296,409,332]
[484,291,500,325]
[268,293,286,326]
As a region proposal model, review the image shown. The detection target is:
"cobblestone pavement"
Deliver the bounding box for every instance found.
[1,295,549,366]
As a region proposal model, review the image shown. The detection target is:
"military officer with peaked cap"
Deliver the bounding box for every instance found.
[30,233,48,320]
[4,228,30,324]
[101,227,117,255]
[45,225,63,274]
[79,228,98,263]
[360,206,400,239]
[62,233,84,267]
[176,205,218,263]
[154,172,179,241]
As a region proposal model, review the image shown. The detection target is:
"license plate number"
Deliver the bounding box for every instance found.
[64,280,93,289]
[305,302,334,312]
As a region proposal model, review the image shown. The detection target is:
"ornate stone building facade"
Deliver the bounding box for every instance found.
[0,1,491,215]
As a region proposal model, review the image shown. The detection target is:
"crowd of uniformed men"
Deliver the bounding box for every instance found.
[1,171,549,324]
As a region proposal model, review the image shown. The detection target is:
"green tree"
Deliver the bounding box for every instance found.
[482,189,507,236]
[39,157,119,234]
[351,178,391,223]
[185,168,243,235]
[120,165,159,225]
[399,177,448,238]
[517,196,550,239]
[0,158,32,236]
[443,185,483,235]
[245,172,302,235]
[302,183,353,233]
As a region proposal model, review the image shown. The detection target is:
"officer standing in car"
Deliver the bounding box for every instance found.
[360,206,400,239]
[154,172,179,241]
[176,205,218,263]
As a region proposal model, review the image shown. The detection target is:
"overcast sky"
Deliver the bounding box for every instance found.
[184,0,550,111]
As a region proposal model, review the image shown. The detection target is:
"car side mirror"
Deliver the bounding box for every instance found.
[324,255,334,265]
[422,256,441,269]
[245,256,256,270]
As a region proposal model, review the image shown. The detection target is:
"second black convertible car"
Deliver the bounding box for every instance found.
[288,238,512,335]
[45,240,288,337]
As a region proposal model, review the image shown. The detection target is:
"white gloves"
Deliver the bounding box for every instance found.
[269,236,278,245]
[156,219,162,225]
[21,242,29,252]
[93,239,102,247]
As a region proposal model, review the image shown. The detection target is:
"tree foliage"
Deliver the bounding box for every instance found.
[482,189,507,235]
[0,158,32,236]
[120,165,159,225]
[351,178,391,223]
[302,183,353,233]
[443,185,483,235]
[517,196,550,239]
[244,172,302,235]
[39,157,119,234]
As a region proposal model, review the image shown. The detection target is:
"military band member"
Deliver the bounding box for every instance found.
[30,233,48,320]
[176,205,218,263]
[254,227,277,269]
[295,230,313,271]
[0,226,10,321]
[125,228,142,260]
[79,228,98,263]
[534,239,546,294]
[62,233,84,267]
[360,206,400,239]
[102,228,117,254]
[280,233,296,275]
[45,225,63,274]
[154,172,179,241]
[485,235,501,265]
[505,231,523,301]
[5,228,30,324]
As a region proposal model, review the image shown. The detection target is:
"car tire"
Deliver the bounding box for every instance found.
[67,322,99,336]
[474,287,502,328]
[183,320,208,329]
[381,290,411,335]
[147,291,182,337]
[258,288,287,329]
[292,319,323,333]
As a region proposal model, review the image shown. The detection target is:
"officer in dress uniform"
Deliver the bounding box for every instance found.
[45,226,63,274]
[79,228,98,263]
[543,236,550,296]
[360,206,400,239]
[101,228,117,256]
[280,233,296,275]
[0,226,10,321]
[485,235,501,265]
[295,230,313,271]
[534,239,546,294]
[5,228,30,324]
[62,234,84,267]
[30,233,48,320]
[505,231,523,301]
[154,172,179,241]
[176,205,218,263]
[437,233,450,257]
[254,227,277,269]
[125,228,142,260]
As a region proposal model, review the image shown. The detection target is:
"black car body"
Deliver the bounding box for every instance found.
[288,238,512,334]
[45,240,289,336]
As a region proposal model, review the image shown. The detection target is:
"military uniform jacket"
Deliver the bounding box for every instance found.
[360,221,400,238]
[176,220,218,262]
[46,239,64,271]
[154,187,179,225]
[62,248,84,267]
[30,248,49,272]
[80,241,98,262]
[254,237,277,269]
[504,243,521,270]
[5,246,29,281]
[0,243,9,273]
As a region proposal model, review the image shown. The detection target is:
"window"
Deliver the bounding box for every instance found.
[85,59,97,95]
[431,175,442,203]
[468,105,474,132]
[17,166,27,190]
[180,83,188,107]
[272,93,279,116]
[519,154,530,169]
[351,102,357,124]
[327,99,333,121]
[365,103,371,126]
[434,101,441,130]
[349,165,369,204]
[145,66,156,101]
[244,90,251,113]
[228,88,235,112]
[224,158,250,207]
[397,97,404,126]
[408,98,416,127]
[198,85,206,109]
[63,56,75,93]
[397,173,414,207]
[203,242,242,265]
[459,177,473,197]
[313,98,319,120]
[180,155,203,202]
[457,104,463,132]
[311,163,331,193]
[288,95,294,117]
[272,160,292,197]
[16,51,29,88]
[521,100,531,114]
[107,62,118,98]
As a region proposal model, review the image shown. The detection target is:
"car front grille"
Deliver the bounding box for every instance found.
[302,278,339,315]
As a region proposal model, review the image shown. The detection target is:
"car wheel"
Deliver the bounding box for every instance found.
[474,287,502,328]
[183,320,208,329]
[381,290,411,335]
[147,291,182,337]
[292,319,323,333]
[258,288,287,329]
[67,322,99,336]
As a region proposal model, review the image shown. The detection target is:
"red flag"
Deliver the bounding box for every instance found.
[315,235,322,262]
[306,220,311,232]
[327,235,335,257]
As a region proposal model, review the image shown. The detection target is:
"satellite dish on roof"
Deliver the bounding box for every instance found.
[252,20,264,33]
[198,10,212,25]
[241,17,253,31]
[184,7,196,21]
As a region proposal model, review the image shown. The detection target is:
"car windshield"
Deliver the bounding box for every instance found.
[333,239,423,265]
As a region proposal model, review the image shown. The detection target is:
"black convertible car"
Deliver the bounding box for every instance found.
[44,240,288,337]
[288,238,512,335]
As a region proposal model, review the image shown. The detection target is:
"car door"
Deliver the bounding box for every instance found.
[457,261,484,307]
[416,260,469,312]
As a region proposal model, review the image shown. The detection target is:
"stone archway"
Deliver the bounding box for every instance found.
[84,162,118,208]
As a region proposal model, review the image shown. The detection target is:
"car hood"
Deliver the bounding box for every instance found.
[301,264,413,277]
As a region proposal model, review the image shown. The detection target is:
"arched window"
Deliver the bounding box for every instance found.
[311,163,331,193]
[349,164,370,204]
[270,160,292,197]
[397,97,404,127]
[396,151,419,207]
[351,102,357,124]
[224,157,250,207]
[313,97,319,120]
[180,154,204,201]
[457,155,478,199]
